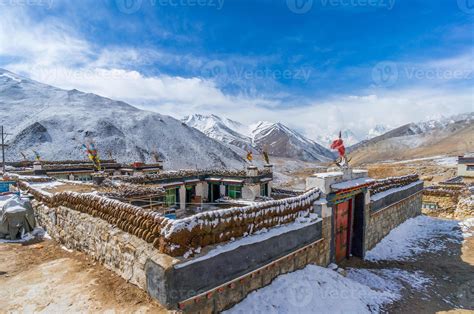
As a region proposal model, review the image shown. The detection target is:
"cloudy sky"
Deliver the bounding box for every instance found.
[0,0,472,139]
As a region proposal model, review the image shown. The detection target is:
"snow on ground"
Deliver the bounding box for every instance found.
[459,218,474,238]
[433,156,458,166]
[225,265,397,314]
[365,215,469,262]
[29,181,65,189]
[347,268,432,298]
[227,215,470,313]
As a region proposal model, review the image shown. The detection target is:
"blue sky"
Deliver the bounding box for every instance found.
[0,0,472,139]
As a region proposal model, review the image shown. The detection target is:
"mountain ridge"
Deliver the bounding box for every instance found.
[183,114,335,162]
[0,68,245,169]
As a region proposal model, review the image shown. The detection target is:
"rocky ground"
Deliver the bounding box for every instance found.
[0,240,167,313]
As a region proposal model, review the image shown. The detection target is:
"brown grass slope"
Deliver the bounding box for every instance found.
[349,122,474,165]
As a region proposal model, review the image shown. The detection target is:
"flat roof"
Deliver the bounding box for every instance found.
[459,157,474,164]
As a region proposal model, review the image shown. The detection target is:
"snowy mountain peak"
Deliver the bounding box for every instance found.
[367,124,389,139]
[184,115,334,162]
[0,70,245,169]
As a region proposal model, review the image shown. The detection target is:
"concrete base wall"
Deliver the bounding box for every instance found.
[365,192,423,251]
[147,217,331,312]
[172,219,331,313]
[32,200,177,290]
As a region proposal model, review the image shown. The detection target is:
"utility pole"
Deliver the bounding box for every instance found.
[1,126,11,174]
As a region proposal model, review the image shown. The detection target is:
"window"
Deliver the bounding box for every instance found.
[467,165,474,171]
[260,183,268,197]
[165,188,177,206]
[227,185,242,199]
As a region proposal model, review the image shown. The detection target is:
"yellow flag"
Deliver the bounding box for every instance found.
[246,151,253,162]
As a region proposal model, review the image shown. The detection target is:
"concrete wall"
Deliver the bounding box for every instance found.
[365,190,423,251]
[458,163,474,177]
[32,200,178,290]
[370,181,424,212]
[150,217,331,312]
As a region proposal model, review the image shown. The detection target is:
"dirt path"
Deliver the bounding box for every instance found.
[341,226,474,313]
[0,240,168,313]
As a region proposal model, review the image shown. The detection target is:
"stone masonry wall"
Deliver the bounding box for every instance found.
[33,200,177,290]
[365,191,422,251]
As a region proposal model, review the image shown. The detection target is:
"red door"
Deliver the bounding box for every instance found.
[335,200,351,263]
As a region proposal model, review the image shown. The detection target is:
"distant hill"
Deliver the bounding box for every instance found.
[0,69,245,169]
[348,113,474,165]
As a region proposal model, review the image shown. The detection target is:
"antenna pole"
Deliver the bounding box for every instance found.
[0,126,11,175]
[1,126,5,174]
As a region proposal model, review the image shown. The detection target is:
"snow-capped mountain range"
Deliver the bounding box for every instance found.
[315,125,390,147]
[348,112,474,164]
[0,69,245,169]
[183,114,335,162]
[2,68,470,168]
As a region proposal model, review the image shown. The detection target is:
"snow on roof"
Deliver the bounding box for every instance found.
[162,182,184,187]
[205,177,223,181]
[184,179,201,184]
[222,179,244,184]
[370,181,422,202]
[331,178,374,190]
[175,214,321,268]
[315,171,343,178]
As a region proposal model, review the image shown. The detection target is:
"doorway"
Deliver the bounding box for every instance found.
[209,183,221,203]
[335,200,352,263]
[350,193,365,258]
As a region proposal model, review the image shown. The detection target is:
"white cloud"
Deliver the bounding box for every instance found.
[0,5,472,144]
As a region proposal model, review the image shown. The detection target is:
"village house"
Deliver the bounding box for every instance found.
[8,164,423,312]
[457,156,474,178]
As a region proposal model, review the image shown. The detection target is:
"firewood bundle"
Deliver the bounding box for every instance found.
[370,174,419,195]
[20,178,320,258]
[4,173,55,183]
[99,179,165,199]
[50,191,170,245]
[160,188,321,256]
[423,186,462,198]
[112,168,271,185]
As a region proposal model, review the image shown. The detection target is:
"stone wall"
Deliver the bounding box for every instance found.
[365,191,423,251]
[20,180,321,258]
[33,200,177,290]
